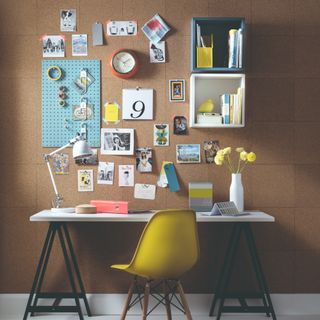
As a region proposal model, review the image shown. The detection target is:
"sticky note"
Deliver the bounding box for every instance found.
[104,102,119,123]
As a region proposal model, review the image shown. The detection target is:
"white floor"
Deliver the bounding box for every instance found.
[2,316,320,320]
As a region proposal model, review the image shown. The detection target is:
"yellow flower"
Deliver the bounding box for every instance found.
[240,151,247,161]
[223,147,231,155]
[214,155,224,165]
[247,152,256,162]
[236,147,244,152]
[216,149,224,156]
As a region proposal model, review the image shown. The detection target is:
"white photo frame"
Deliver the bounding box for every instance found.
[101,128,134,155]
[122,88,153,120]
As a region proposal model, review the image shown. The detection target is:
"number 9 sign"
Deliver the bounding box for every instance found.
[122,88,153,120]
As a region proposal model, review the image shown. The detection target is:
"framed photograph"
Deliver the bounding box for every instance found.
[60,9,77,32]
[97,162,114,185]
[42,35,65,58]
[101,128,134,155]
[72,34,87,56]
[122,88,153,120]
[176,144,201,164]
[150,41,165,63]
[169,79,185,102]
[136,148,152,173]
[173,116,187,135]
[119,165,134,187]
[154,124,169,146]
[77,169,93,192]
[203,140,220,164]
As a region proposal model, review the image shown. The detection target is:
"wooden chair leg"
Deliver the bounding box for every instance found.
[164,280,172,320]
[142,281,150,320]
[120,279,135,320]
[177,281,192,320]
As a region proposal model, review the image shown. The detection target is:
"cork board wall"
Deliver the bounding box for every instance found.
[1,0,320,294]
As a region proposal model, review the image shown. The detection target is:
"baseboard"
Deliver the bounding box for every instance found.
[1,293,320,317]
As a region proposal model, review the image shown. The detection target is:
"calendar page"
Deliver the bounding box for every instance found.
[122,88,153,120]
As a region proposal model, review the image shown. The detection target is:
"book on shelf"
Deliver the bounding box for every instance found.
[220,88,243,125]
[228,28,243,68]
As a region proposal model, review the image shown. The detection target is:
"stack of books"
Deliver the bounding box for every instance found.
[228,28,243,68]
[220,88,243,125]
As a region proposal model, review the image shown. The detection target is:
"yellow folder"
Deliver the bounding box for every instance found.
[196,34,213,68]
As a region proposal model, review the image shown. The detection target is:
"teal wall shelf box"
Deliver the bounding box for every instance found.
[42,60,101,147]
[191,17,246,73]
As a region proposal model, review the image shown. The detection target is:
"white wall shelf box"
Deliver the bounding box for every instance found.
[190,73,245,128]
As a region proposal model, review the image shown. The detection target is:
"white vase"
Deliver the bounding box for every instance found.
[229,173,244,211]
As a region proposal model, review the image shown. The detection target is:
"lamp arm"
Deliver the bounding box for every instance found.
[48,142,72,157]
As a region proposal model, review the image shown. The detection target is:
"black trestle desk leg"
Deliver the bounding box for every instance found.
[215,224,242,320]
[57,227,84,320]
[23,223,55,320]
[62,223,92,316]
[244,223,277,320]
[209,223,238,316]
[30,223,57,316]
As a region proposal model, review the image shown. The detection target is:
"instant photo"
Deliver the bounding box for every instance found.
[136,148,152,172]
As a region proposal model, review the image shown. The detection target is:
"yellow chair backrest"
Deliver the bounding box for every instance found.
[128,209,199,279]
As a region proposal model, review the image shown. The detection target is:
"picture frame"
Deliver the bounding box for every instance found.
[176,144,201,164]
[169,79,185,102]
[101,128,134,155]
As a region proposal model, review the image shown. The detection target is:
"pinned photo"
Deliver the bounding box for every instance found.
[169,79,185,102]
[52,153,69,175]
[204,140,220,164]
[142,14,170,43]
[176,144,201,164]
[150,41,165,63]
[119,165,134,187]
[136,148,152,173]
[78,170,93,192]
[106,21,137,36]
[42,35,65,58]
[75,149,98,165]
[72,34,88,56]
[154,124,169,146]
[173,116,187,135]
[97,162,114,185]
[101,128,134,155]
[60,9,77,32]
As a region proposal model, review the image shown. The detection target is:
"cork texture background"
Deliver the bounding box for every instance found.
[0,0,319,293]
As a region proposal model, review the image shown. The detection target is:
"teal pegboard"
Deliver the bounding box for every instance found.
[42,60,101,147]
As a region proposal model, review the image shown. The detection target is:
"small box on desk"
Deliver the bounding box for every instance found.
[189,182,213,212]
[90,200,128,214]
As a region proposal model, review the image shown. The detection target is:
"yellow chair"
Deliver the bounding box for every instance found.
[111,209,200,320]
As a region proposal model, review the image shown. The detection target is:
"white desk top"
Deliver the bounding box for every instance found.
[30,210,275,223]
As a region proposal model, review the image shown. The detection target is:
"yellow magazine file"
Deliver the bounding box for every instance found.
[196,34,213,68]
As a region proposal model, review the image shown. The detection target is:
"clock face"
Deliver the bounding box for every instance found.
[112,51,136,74]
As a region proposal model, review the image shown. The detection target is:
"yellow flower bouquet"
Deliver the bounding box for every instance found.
[214,147,256,173]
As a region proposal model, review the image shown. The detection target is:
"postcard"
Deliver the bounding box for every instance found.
[134,184,156,200]
[78,169,94,192]
[72,34,88,56]
[119,165,134,187]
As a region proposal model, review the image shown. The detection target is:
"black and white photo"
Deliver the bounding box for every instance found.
[60,9,77,32]
[149,41,165,63]
[97,162,114,185]
[101,128,134,155]
[42,35,65,58]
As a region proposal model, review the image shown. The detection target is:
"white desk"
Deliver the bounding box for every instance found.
[30,210,275,223]
[24,210,277,320]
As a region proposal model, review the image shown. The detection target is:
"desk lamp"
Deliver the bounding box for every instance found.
[44,131,92,213]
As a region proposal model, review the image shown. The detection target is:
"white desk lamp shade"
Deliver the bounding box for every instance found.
[72,140,93,159]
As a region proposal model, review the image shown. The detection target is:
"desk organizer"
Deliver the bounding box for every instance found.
[42,60,101,147]
[90,200,129,214]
